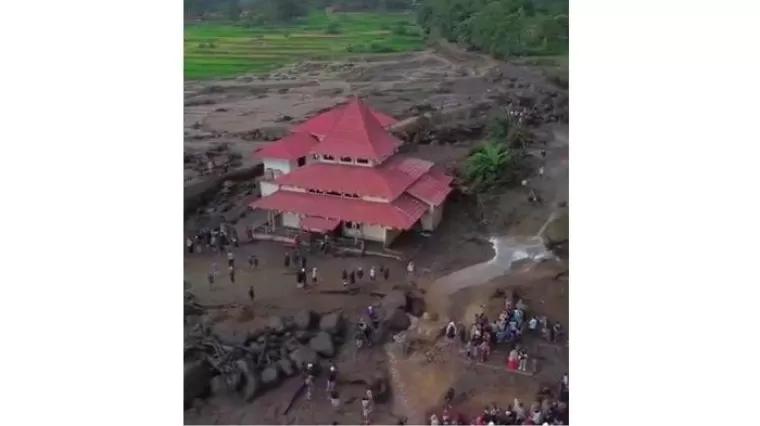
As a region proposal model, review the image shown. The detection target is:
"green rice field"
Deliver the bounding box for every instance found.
[184,12,426,80]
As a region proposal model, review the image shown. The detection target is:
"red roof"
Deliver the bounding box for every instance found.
[406,169,454,206]
[308,98,403,161]
[293,98,398,138]
[252,133,319,160]
[273,156,433,200]
[250,190,428,230]
[301,216,341,233]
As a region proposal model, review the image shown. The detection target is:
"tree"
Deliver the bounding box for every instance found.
[463,140,518,191]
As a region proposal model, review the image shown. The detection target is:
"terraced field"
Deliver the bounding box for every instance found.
[184,12,425,80]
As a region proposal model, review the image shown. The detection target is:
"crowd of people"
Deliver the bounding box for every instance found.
[303,362,378,424]
[429,375,569,425]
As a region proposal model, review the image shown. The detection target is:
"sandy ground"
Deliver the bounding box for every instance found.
[184,46,569,425]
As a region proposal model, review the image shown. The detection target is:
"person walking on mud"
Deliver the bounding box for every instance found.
[406,260,415,282]
[311,266,319,285]
[369,266,376,281]
[227,250,235,268]
[297,267,306,288]
[228,265,236,284]
[383,266,390,281]
[349,270,356,286]
[341,269,348,288]
[207,271,214,290]
[284,252,290,269]
[248,254,258,269]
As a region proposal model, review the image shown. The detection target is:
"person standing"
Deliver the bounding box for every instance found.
[349,270,356,286]
[406,261,415,282]
[211,262,220,277]
[361,395,372,422]
[356,266,364,281]
[518,349,528,372]
[327,362,337,392]
[228,265,236,284]
[383,266,390,281]
[186,237,194,254]
[247,285,255,304]
[304,363,315,400]
[245,225,253,242]
[297,268,306,288]
[369,266,376,281]
[284,252,290,269]
[341,269,348,288]
[207,272,214,290]
[507,347,519,370]
[311,266,318,285]
[227,250,235,268]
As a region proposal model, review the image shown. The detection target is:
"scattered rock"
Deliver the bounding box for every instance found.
[309,331,336,357]
[290,345,319,370]
[381,290,408,312]
[268,316,285,333]
[278,359,295,377]
[261,366,281,388]
[383,308,411,332]
[319,311,344,335]
[294,309,316,330]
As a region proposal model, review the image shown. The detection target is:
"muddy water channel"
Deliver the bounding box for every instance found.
[427,236,556,317]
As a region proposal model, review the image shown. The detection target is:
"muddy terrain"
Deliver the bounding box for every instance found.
[184,45,569,425]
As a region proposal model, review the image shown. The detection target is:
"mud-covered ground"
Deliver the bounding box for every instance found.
[184,45,569,425]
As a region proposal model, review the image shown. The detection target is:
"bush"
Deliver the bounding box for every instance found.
[324,21,342,35]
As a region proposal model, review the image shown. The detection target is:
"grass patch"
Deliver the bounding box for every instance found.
[184,12,425,80]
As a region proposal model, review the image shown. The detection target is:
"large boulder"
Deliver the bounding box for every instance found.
[278,359,295,377]
[184,360,213,406]
[381,290,408,312]
[319,311,344,335]
[235,358,260,402]
[261,366,281,388]
[294,309,317,330]
[268,316,286,333]
[383,308,411,332]
[309,330,336,357]
[290,345,319,370]
[294,329,313,343]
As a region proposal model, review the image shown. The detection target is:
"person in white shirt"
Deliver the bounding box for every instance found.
[311,266,318,284]
[369,266,376,281]
[227,250,235,268]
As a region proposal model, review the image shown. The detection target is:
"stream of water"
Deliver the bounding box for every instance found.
[434,236,555,295]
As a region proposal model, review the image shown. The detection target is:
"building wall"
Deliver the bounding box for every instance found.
[282,212,301,228]
[421,204,444,231]
[263,158,292,177]
[385,228,402,246]
[260,181,279,197]
[341,222,387,243]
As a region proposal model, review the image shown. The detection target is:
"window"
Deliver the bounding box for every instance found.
[297,156,306,167]
[356,158,369,165]
[323,154,335,161]
[339,157,352,163]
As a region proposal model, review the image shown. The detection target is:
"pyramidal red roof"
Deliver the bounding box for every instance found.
[252,133,318,160]
[293,98,398,138]
[307,98,403,161]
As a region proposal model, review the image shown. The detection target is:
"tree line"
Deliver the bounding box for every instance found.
[184,0,419,22]
[416,0,568,58]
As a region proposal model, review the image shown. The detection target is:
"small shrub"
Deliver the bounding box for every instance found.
[391,23,409,36]
[368,42,395,53]
[325,21,342,35]
[197,42,207,48]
